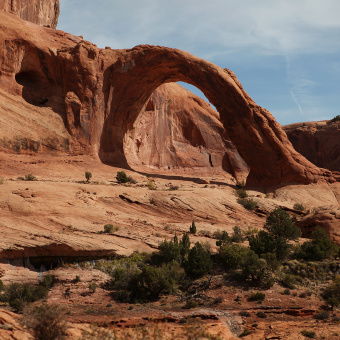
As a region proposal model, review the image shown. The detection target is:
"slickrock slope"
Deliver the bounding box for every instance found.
[0,0,59,28]
[0,308,32,339]
[0,153,265,261]
[284,120,340,172]
[0,11,337,186]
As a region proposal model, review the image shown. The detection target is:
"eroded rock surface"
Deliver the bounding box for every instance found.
[0,0,59,28]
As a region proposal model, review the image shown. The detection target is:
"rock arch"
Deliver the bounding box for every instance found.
[99,45,333,186]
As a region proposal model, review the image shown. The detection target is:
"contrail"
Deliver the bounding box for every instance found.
[289,89,304,116]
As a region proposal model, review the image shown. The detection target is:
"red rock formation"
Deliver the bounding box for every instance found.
[0,0,59,28]
[100,45,336,186]
[284,120,340,172]
[0,11,337,186]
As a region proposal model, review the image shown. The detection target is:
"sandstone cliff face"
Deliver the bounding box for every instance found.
[284,121,340,172]
[0,11,337,186]
[0,0,59,28]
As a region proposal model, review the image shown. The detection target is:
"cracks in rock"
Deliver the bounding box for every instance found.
[170,196,194,211]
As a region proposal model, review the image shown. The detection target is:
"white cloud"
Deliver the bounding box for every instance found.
[58,0,340,56]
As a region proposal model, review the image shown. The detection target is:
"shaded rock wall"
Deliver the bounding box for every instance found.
[284,121,340,172]
[0,0,59,28]
[129,82,249,179]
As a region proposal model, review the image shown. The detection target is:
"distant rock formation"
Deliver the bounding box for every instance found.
[0,0,59,28]
[0,10,338,186]
[284,120,340,172]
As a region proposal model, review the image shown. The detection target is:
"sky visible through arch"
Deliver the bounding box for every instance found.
[58,0,340,126]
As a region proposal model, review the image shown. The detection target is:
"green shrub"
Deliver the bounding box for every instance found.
[247,292,265,302]
[112,262,184,303]
[74,276,81,283]
[231,226,244,243]
[236,181,245,189]
[184,299,198,309]
[237,198,257,211]
[3,283,48,312]
[282,288,291,295]
[189,221,197,234]
[63,287,71,298]
[103,224,114,233]
[301,330,316,338]
[129,266,173,302]
[240,252,274,288]
[42,274,54,289]
[180,233,191,261]
[213,297,223,304]
[88,282,98,293]
[184,242,212,279]
[256,311,267,318]
[215,230,231,248]
[152,234,190,265]
[219,244,251,270]
[236,189,248,199]
[262,252,280,271]
[295,227,339,261]
[293,203,304,211]
[21,303,67,340]
[321,276,340,309]
[116,171,130,183]
[156,238,181,264]
[0,280,4,292]
[25,174,36,181]
[327,115,340,124]
[314,311,330,320]
[147,180,155,190]
[239,311,251,317]
[264,208,301,260]
[85,171,92,183]
[280,274,298,289]
[249,231,275,257]
[239,328,252,337]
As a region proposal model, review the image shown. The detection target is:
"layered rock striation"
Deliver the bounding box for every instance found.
[0,10,338,186]
[0,0,59,28]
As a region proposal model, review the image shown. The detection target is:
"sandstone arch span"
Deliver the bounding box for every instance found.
[99,45,334,186]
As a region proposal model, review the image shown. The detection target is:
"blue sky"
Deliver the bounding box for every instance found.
[58,0,340,125]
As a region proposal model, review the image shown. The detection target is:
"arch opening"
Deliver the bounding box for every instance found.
[124,81,249,180]
[98,45,324,186]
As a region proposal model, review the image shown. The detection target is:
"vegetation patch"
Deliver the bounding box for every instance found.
[237,198,257,210]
